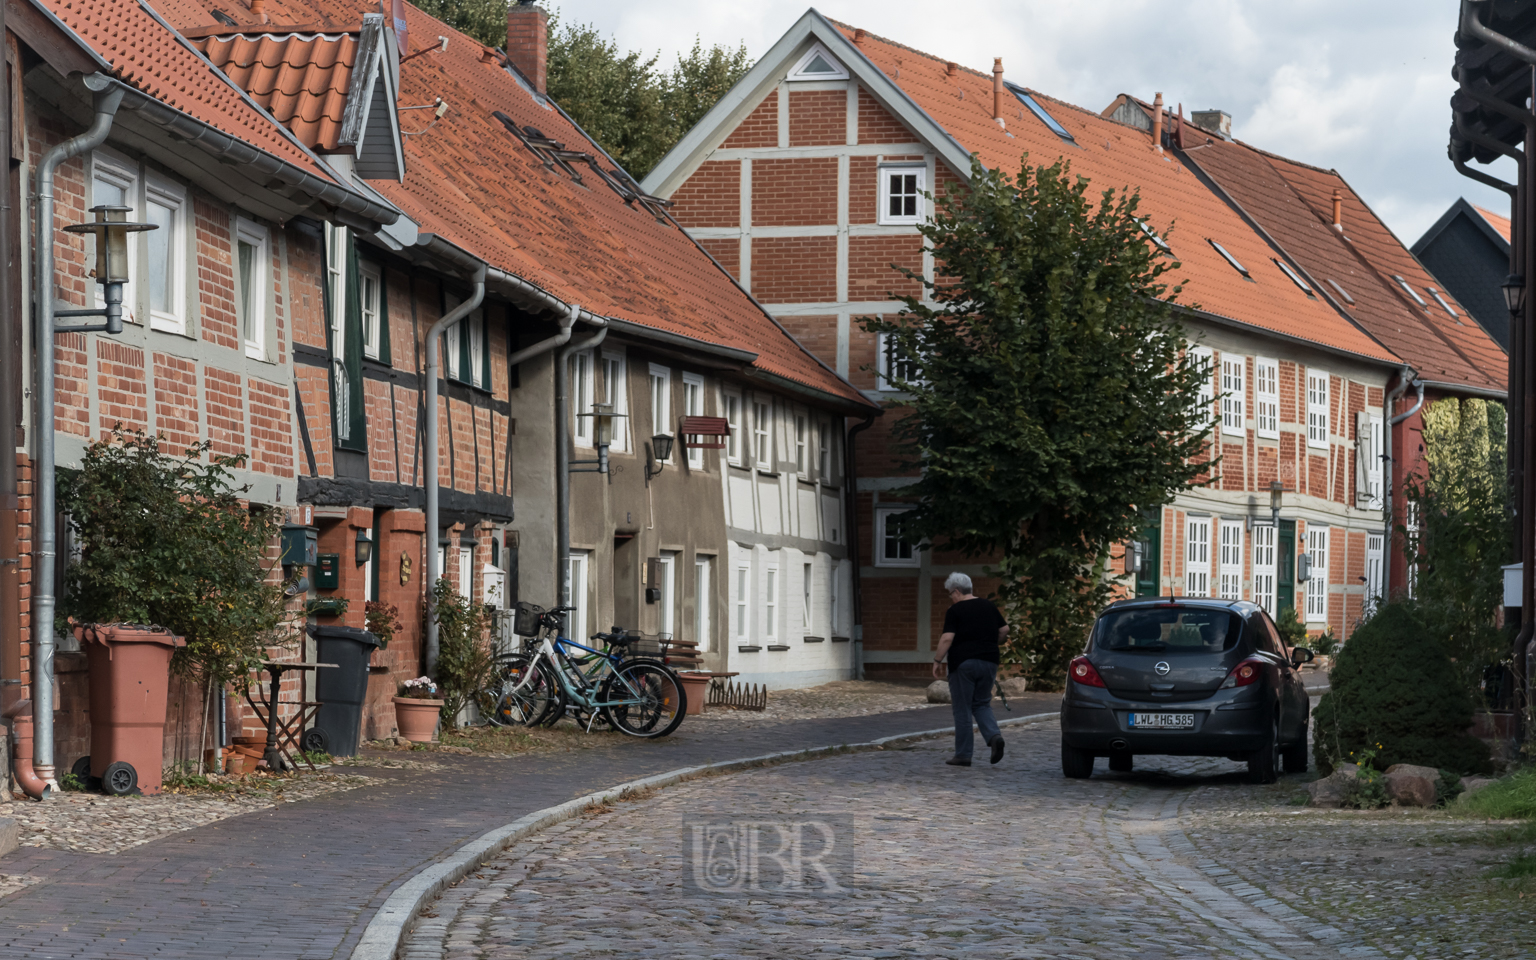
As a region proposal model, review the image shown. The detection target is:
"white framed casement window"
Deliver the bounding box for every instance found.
[724,393,743,465]
[753,400,772,469]
[735,562,751,641]
[601,350,629,452]
[794,415,808,476]
[877,331,923,391]
[764,565,778,641]
[1306,368,1330,449]
[457,545,474,598]
[1220,355,1245,437]
[572,351,594,447]
[657,553,676,639]
[1254,357,1279,439]
[145,176,188,334]
[444,293,486,388]
[565,551,588,642]
[1190,346,1214,430]
[1305,527,1329,622]
[802,561,813,629]
[694,555,712,652]
[818,421,831,479]
[648,363,672,438]
[1251,524,1276,614]
[1218,520,1243,600]
[682,373,705,468]
[1365,533,1384,617]
[235,218,269,360]
[326,222,352,443]
[878,164,925,225]
[1365,414,1384,507]
[359,258,383,360]
[1185,517,1210,598]
[875,507,918,567]
[90,152,138,321]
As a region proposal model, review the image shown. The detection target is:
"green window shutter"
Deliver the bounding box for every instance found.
[481,311,491,390]
[376,267,392,366]
[458,313,471,383]
[341,234,366,450]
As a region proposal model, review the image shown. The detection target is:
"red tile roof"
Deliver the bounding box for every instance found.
[157,0,869,408]
[1476,204,1512,243]
[828,23,1397,365]
[199,32,358,153]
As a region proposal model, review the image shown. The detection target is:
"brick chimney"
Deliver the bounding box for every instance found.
[992,58,1004,124]
[1150,92,1163,154]
[507,2,549,95]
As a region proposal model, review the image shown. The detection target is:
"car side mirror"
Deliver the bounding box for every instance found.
[1291,647,1315,667]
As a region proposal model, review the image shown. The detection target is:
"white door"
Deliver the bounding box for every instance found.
[694,557,711,652]
[657,554,676,639]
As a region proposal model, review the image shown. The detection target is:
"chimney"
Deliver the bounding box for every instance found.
[1150,92,1163,153]
[946,61,958,78]
[1331,188,1343,232]
[1190,109,1232,140]
[249,0,268,21]
[993,58,1004,124]
[854,28,866,44]
[506,2,549,95]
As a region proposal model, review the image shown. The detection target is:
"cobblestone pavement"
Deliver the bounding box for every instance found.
[690,680,939,724]
[402,719,1530,960]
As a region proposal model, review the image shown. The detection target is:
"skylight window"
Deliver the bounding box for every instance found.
[1427,286,1459,318]
[1325,278,1355,305]
[1139,220,1171,253]
[1009,86,1075,143]
[1208,240,1250,279]
[1392,275,1428,308]
[1273,259,1312,295]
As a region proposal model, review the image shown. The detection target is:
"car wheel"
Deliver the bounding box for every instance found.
[1282,720,1309,774]
[1062,742,1095,779]
[1247,716,1280,784]
[1108,751,1133,773]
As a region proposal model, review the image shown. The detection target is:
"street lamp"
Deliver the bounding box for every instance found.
[1270,481,1283,528]
[1504,274,1527,319]
[645,433,675,484]
[60,204,156,335]
[572,402,625,477]
[355,528,374,566]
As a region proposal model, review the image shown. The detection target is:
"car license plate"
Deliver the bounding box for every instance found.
[1128,713,1195,729]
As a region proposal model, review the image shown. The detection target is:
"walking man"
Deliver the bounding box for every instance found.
[932,572,1008,766]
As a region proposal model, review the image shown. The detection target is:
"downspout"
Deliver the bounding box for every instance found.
[556,319,608,619]
[843,413,877,680]
[1382,368,1424,600]
[30,75,124,795]
[423,264,486,674]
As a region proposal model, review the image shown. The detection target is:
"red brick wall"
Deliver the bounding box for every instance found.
[858,88,910,144]
[724,90,778,148]
[847,235,924,301]
[670,161,740,229]
[849,156,879,225]
[54,332,89,438]
[750,237,837,302]
[195,198,238,350]
[698,238,740,279]
[753,158,837,226]
[205,367,246,459]
[154,353,200,452]
[287,225,328,349]
[96,339,147,437]
[788,90,846,146]
[862,575,917,650]
[776,315,838,367]
[248,377,293,477]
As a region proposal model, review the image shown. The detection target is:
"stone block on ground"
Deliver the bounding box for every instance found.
[995,678,1029,699]
[1460,776,1497,797]
[1384,763,1441,780]
[1383,769,1437,807]
[0,818,15,857]
[1307,763,1359,808]
[925,681,950,704]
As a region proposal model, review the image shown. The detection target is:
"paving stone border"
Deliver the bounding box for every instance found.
[349,711,1059,960]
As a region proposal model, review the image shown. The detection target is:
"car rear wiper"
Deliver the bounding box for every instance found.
[1107,642,1166,651]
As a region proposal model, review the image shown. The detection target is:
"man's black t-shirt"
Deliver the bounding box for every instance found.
[941,597,1005,667]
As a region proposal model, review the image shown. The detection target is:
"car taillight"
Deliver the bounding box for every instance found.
[1220,658,1265,689]
[1069,656,1106,688]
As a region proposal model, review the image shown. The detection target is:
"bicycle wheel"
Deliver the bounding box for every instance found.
[480,655,560,727]
[600,661,686,738]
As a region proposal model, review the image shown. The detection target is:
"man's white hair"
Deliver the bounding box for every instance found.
[944,572,973,594]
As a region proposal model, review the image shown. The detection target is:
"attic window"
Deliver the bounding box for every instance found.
[788,43,849,81]
[1325,278,1355,305]
[1010,86,1075,143]
[1392,275,1428,309]
[1427,286,1459,318]
[1207,240,1250,279]
[1138,220,1170,253]
[1273,259,1312,296]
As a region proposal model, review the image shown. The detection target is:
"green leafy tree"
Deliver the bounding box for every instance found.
[411,0,509,48]
[863,156,1212,690]
[431,577,494,727]
[1400,397,1509,699]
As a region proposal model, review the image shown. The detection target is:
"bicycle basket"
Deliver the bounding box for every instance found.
[513,601,546,637]
[616,636,671,659]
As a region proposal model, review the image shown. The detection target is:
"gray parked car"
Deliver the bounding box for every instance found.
[1059,598,1313,783]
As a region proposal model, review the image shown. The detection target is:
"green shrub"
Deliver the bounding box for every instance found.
[1313,601,1490,776]
[1459,769,1536,820]
[432,577,493,729]
[1275,605,1308,650]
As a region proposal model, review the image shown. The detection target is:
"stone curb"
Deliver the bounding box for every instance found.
[349,711,1059,960]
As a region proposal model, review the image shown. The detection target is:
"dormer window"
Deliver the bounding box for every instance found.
[787,43,848,81]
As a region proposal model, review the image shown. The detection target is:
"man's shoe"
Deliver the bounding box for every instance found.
[990,736,1006,765]
[945,756,971,766]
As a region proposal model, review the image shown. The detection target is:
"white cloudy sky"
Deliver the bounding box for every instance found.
[549,0,1512,246]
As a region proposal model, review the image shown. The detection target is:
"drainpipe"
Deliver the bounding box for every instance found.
[11,711,49,800]
[423,264,486,674]
[843,412,877,680]
[1382,367,1424,600]
[556,318,608,617]
[31,75,125,793]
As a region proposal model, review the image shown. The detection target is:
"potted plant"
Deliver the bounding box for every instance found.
[393,677,444,742]
[365,601,399,651]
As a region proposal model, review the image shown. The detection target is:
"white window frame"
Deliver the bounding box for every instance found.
[1365,533,1384,618]
[649,363,672,440]
[682,373,705,468]
[236,217,269,361]
[1306,368,1330,449]
[326,222,351,441]
[357,258,383,361]
[1366,414,1384,508]
[1190,346,1215,430]
[877,331,924,391]
[565,551,588,642]
[818,421,831,479]
[878,164,925,226]
[1255,357,1279,439]
[1220,355,1245,437]
[90,152,138,322]
[1185,517,1210,598]
[657,553,676,639]
[1252,523,1276,614]
[571,351,595,446]
[794,415,808,476]
[694,556,712,652]
[753,400,772,469]
[1305,526,1329,623]
[724,393,743,465]
[457,545,473,598]
[735,562,751,641]
[146,176,189,335]
[764,565,778,641]
[875,507,918,568]
[1218,520,1243,600]
[802,561,813,629]
[829,565,841,636]
[601,350,629,452]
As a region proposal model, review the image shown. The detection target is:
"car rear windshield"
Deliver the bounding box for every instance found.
[1093,607,1240,654]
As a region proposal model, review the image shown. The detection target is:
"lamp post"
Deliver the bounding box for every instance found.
[60,204,155,335]
[572,402,622,477]
[1269,481,1283,528]
[645,433,674,485]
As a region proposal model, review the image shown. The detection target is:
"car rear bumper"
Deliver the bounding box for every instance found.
[1059,683,1273,756]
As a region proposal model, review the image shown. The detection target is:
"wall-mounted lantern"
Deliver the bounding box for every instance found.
[60,204,156,334]
[1504,273,1526,319]
[645,433,674,485]
[1269,481,1284,527]
[355,528,374,566]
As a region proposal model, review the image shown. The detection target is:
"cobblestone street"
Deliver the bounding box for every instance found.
[402,719,1536,960]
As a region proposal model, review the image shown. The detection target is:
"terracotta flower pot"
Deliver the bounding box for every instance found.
[76,623,185,796]
[223,752,247,775]
[676,672,712,716]
[393,696,444,742]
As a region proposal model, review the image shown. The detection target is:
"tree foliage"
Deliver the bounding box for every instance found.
[431,577,494,727]
[59,428,290,685]
[1399,397,1510,699]
[411,0,509,48]
[862,155,1212,689]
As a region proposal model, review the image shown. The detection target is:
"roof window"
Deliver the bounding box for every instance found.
[788,43,849,81]
[1325,278,1355,305]
[1009,85,1075,143]
[1273,259,1312,296]
[1427,286,1459,318]
[1138,219,1170,253]
[1392,275,1428,309]
[1207,240,1250,279]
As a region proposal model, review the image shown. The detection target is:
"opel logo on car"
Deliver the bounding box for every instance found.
[1154,661,1171,676]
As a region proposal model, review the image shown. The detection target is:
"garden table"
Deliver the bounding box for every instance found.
[244,660,337,772]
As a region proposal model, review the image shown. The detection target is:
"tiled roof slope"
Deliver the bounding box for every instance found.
[199,32,357,152]
[1477,204,1512,243]
[1266,155,1507,389]
[157,0,868,407]
[829,22,1396,364]
[39,0,340,182]
[1181,135,1503,391]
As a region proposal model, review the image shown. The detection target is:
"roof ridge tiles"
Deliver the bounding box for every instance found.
[829,19,993,80]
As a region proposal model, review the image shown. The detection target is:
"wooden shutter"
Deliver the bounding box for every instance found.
[341,234,366,450]
[1354,411,1370,507]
